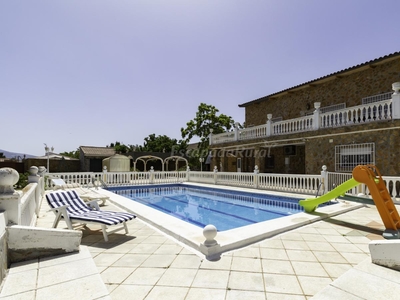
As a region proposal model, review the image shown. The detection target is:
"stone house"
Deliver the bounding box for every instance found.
[209,52,400,176]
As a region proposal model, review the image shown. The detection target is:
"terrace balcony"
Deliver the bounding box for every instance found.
[210,85,400,145]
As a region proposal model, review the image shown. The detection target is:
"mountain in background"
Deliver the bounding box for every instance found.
[0,149,37,159]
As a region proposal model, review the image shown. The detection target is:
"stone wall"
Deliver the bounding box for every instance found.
[24,159,80,173]
[305,120,400,175]
[244,57,400,126]
[0,214,7,285]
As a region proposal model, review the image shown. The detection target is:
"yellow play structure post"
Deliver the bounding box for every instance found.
[352,165,400,232]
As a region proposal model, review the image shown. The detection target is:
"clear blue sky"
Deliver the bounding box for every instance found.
[2,0,400,156]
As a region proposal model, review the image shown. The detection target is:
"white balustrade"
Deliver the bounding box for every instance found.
[188,172,215,184]
[258,173,320,194]
[210,97,394,145]
[47,172,94,188]
[238,124,267,141]
[216,172,254,187]
[212,132,236,144]
[320,100,392,128]
[381,176,400,201]
[153,171,183,184]
[44,169,400,203]
[272,115,314,135]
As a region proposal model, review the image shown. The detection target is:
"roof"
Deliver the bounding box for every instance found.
[35,152,79,160]
[239,51,400,107]
[79,146,116,157]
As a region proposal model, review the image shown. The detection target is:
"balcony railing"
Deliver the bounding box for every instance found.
[211,89,399,145]
[320,100,392,128]
[272,115,314,135]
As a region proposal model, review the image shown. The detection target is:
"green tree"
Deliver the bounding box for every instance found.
[138,134,187,154]
[60,148,80,159]
[181,103,237,154]
[15,172,29,189]
[0,152,5,158]
[106,141,129,154]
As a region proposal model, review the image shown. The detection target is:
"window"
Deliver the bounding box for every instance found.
[265,155,275,169]
[335,143,375,172]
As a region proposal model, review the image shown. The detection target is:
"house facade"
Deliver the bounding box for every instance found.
[209,52,400,176]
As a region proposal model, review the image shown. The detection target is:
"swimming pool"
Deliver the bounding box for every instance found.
[101,183,362,260]
[108,184,304,231]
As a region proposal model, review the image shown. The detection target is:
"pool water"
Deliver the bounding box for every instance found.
[109,184,305,231]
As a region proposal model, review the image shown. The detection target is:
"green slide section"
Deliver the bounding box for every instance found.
[299,178,359,213]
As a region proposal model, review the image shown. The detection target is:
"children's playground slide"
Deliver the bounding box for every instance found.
[299,177,359,213]
[299,165,400,232]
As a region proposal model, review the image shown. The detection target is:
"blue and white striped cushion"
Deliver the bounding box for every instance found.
[46,190,136,226]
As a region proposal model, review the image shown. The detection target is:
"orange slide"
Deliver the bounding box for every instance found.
[352,165,400,232]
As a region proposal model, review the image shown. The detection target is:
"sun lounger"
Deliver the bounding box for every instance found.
[51,179,108,206]
[46,190,136,241]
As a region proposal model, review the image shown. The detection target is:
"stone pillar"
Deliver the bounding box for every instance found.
[254,165,259,189]
[391,82,400,119]
[213,166,218,185]
[0,168,19,194]
[254,147,261,172]
[313,102,321,130]
[200,225,221,261]
[234,122,239,141]
[38,166,46,177]
[209,128,214,145]
[266,114,272,137]
[186,166,190,182]
[28,166,39,184]
[321,165,328,194]
[28,166,41,215]
[211,150,218,171]
[149,166,154,184]
[0,168,21,225]
[37,166,46,194]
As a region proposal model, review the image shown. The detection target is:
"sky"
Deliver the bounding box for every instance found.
[2,0,400,157]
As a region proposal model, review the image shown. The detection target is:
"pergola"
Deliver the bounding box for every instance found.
[164,156,188,171]
[133,155,188,171]
[133,155,164,171]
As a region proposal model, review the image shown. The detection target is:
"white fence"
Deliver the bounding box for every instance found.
[258,173,321,194]
[47,169,400,201]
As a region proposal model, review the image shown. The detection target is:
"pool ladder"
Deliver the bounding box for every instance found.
[91,177,108,189]
[315,182,323,197]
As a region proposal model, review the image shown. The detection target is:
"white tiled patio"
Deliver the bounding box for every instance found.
[1,191,400,299]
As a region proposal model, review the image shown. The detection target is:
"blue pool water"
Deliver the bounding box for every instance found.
[108,184,306,231]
